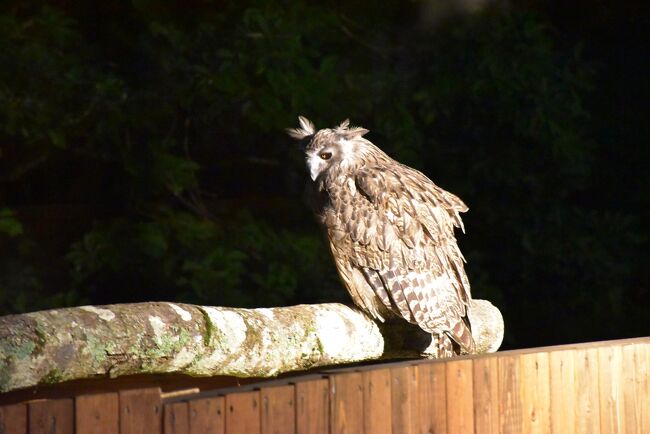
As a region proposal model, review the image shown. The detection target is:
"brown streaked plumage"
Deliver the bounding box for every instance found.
[288,116,474,357]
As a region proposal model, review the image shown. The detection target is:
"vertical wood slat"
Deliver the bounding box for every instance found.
[636,342,650,434]
[520,352,551,434]
[225,391,261,434]
[363,368,391,434]
[164,402,189,434]
[446,358,474,434]
[120,387,162,434]
[473,356,499,434]
[261,385,295,434]
[76,392,119,434]
[620,345,634,434]
[417,362,447,434]
[189,397,225,434]
[550,349,576,434]
[622,343,646,434]
[391,366,418,434]
[0,404,27,434]
[330,372,363,434]
[29,399,74,434]
[598,345,624,434]
[498,355,521,434]
[575,348,601,434]
[295,378,329,434]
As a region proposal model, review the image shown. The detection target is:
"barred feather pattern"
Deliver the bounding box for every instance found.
[295,118,475,355]
[429,333,455,358]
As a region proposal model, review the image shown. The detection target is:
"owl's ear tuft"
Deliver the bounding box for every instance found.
[286,116,316,140]
[335,119,369,139]
[286,127,309,140]
[345,127,369,138]
[298,116,315,133]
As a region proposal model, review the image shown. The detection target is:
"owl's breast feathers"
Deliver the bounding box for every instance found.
[315,162,475,354]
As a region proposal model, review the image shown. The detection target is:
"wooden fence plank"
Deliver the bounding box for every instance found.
[29,399,74,434]
[362,368,391,434]
[550,349,575,434]
[406,365,420,434]
[575,348,601,434]
[473,356,499,434]
[598,345,624,434]
[120,387,162,434]
[498,355,521,434]
[165,402,189,434]
[330,372,363,434]
[635,342,650,434]
[225,391,261,434]
[261,385,295,434]
[416,362,447,434]
[76,392,119,434]
[446,359,474,434]
[189,397,225,434]
[622,343,645,434]
[0,404,27,434]
[520,352,550,434]
[295,378,329,434]
[391,365,418,434]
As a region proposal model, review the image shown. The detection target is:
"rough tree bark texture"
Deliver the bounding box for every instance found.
[0,300,502,393]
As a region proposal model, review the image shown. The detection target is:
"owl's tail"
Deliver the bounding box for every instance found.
[428,324,474,358]
[448,316,475,355]
[428,333,455,358]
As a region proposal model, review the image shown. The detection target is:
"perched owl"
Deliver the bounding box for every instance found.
[288,116,474,357]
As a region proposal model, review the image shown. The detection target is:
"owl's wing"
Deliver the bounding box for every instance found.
[340,164,474,352]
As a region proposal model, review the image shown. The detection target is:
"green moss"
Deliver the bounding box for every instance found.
[315,337,324,356]
[127,333,145,355]
[198,307,213,346]
[0,340,35,360]
[33,324,48,355]
[302,320,323,354]
[41,368,64,385]
[0,362,10,392]
[85,333,108,365]
[303,320,317,336]
[0,333,39,391]
[144,327,192,363]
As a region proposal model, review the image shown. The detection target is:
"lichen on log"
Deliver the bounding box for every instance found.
[0,299,502,393]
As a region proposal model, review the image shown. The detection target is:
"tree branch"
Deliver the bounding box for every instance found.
[0,299,503,393]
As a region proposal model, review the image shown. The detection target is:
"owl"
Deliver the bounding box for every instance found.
[288,116,474,357]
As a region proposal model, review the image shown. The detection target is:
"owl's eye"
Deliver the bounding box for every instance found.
[320,152,332,160]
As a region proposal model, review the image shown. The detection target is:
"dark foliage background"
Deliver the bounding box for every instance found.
[0,0,648,348]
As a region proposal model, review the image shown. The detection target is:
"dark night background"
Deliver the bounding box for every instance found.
[0,0,648,349]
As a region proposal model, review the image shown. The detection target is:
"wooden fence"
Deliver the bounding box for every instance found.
[0,336,648,433]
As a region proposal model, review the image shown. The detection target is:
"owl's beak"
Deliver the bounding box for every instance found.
[307,156,322,181]
[309,162,320,181]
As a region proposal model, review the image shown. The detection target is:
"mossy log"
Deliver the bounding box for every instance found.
[0,300,502,393]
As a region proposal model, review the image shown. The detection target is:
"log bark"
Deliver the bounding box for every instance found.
[0,299,503,393]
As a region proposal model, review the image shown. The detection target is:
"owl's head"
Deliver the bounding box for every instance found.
[287,116,370,181]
